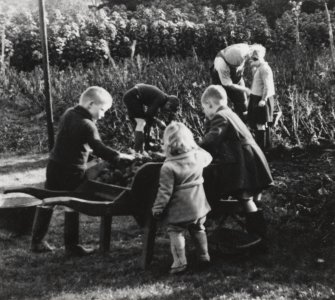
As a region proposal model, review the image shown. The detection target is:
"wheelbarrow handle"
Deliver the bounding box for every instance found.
[42,190,134,217]
[4,187,71,199]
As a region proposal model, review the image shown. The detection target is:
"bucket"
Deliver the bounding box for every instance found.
[0,193,42,235]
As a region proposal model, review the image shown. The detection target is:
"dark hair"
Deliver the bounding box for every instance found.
[165,95,179,112]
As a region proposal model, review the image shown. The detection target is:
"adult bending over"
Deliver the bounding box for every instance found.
[211,43,258,121]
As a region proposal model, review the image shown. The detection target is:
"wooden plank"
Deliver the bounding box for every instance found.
[140,214,157,269]
[99,216,112,253]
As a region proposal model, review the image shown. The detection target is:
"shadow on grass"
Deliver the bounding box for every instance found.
[0,157,48,175]
[1,181,45,194]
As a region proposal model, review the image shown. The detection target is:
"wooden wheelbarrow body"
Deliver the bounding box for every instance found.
[4,162,241,269]
[4,162,164,268]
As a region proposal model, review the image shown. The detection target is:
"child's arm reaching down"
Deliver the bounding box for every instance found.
[152,164,174,219]
[199,115,228,155]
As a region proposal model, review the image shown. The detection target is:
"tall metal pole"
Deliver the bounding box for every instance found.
[38,0,54,150]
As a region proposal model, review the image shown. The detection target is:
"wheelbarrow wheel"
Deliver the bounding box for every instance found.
[208,227,262,256]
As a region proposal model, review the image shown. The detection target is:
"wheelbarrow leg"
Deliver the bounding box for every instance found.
[141,214,157,269]
[99,216,112,253]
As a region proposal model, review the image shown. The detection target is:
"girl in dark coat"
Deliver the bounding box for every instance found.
[199,85,273,245]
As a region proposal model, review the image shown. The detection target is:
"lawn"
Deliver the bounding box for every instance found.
[1,149,335,300]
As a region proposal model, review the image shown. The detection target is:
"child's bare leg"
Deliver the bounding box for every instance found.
[167,226,187,274]
[134,118,146,152]
[255,124,266,151]
[242,198,258,213]
[254,193,262,202]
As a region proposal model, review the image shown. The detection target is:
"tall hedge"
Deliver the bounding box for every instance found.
[3,4,334,71]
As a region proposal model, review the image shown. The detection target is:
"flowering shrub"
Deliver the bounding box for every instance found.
[2,3,335,71]
[1,5,276,70]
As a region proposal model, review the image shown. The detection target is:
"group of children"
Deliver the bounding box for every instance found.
[30,43,274,275]
[152,85,273,274]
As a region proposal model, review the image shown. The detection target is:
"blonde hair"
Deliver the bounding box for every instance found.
[79,86,113,107]
[163,121,197,156]
[250,44,266,59]
[201,85,228,107]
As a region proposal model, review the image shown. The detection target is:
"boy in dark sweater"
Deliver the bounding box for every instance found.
[31,86,130,255]
[123,84,179,152]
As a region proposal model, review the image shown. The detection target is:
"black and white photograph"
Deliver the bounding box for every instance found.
[0,0,335,299]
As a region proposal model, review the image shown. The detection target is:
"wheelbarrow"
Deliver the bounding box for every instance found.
[4,162,257,269]
[0,158,112,236]
[4,162,165,268]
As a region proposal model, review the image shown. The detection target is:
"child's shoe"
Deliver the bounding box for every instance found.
[30,241,55,253]
[170,264,187,275]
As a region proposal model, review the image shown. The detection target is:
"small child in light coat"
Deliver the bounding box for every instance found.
[152,122,212,274]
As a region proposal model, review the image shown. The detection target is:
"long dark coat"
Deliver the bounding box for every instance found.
[199,107,273,204]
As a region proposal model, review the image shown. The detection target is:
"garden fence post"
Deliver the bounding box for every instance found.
[0,16,5,73]
[324,1,335,71]
[38,0,54,150]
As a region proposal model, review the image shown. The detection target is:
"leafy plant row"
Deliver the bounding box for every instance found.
[0,50,334,154]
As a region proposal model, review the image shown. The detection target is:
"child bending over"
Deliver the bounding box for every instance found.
[199,85,273,247]
[123,84,179,153]
[152,122,212,274]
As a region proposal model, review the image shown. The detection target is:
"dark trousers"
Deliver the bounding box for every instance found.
[31,160,86,249]
[45,160,86,191]
[248,94,274,128]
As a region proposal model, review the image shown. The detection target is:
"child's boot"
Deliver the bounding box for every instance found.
[30,206,54,253]
[168,232,187,274]
[64,210,95,256]
[189,230,210,269]
[245,210,268,253]
[134,131,144,153]
[255,130,266,151]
